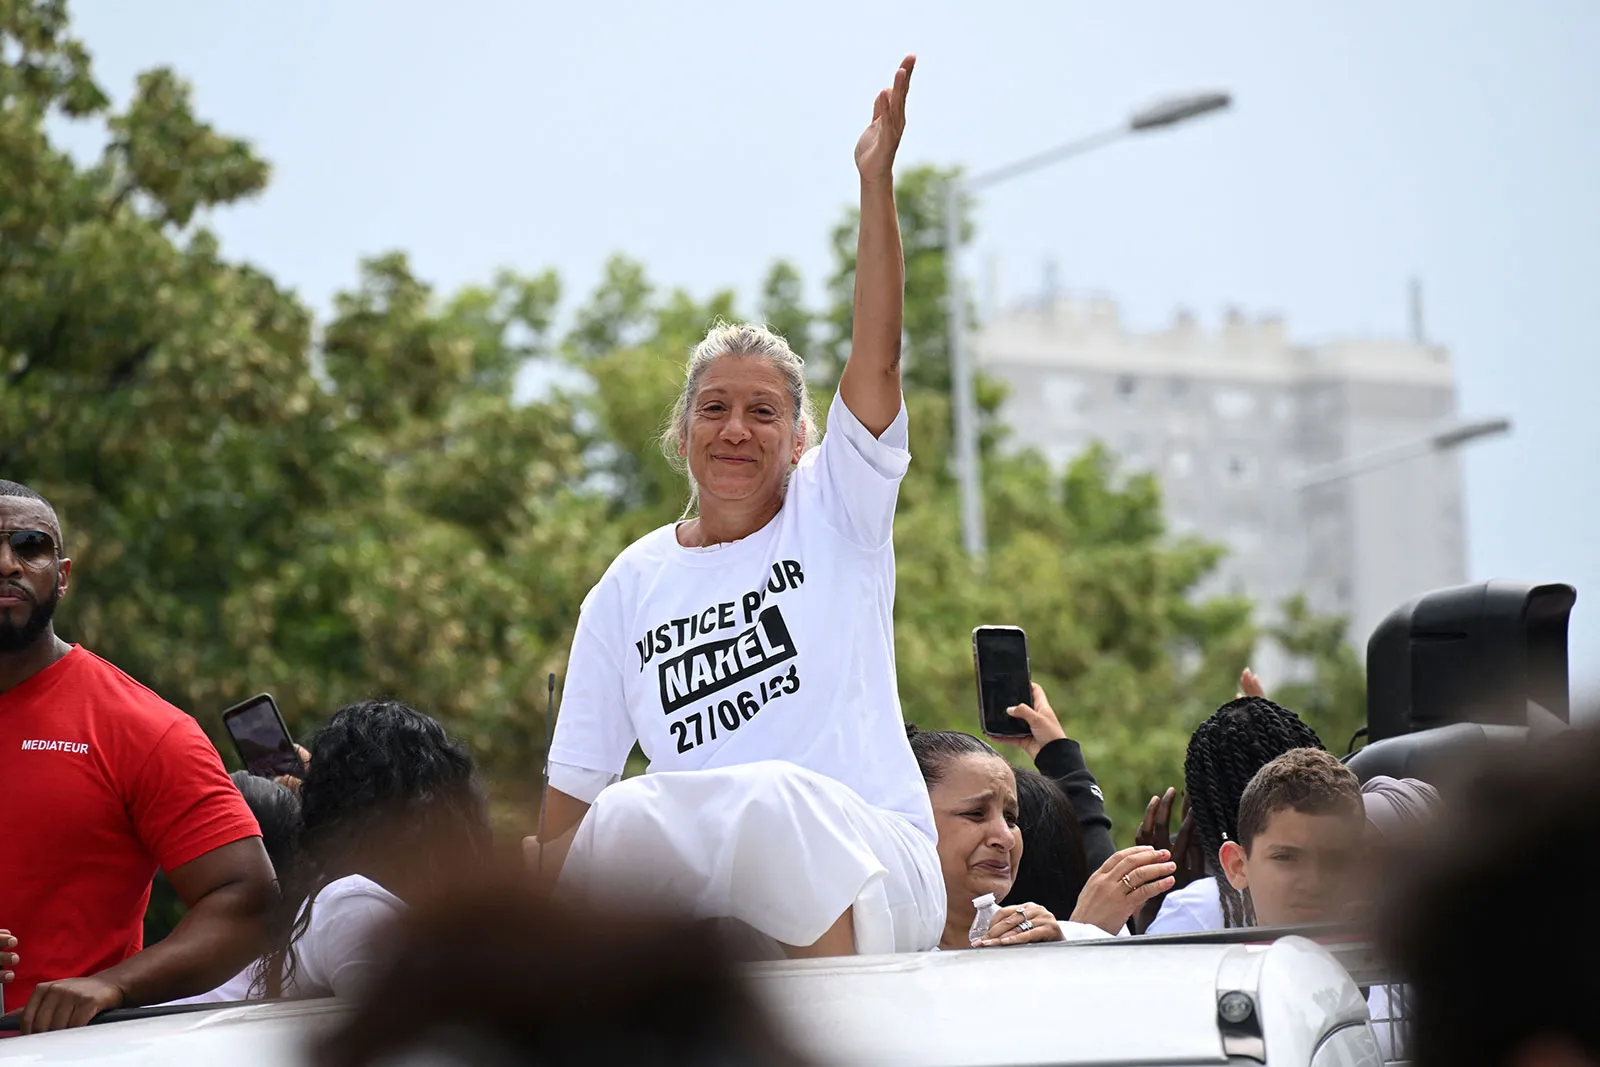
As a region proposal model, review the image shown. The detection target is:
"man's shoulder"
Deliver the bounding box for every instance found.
[67,647,195,730]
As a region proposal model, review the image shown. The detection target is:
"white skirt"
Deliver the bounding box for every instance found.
[557,760,945,954]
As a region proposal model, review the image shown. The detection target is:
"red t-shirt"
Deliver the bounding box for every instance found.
[0,647,261,1011]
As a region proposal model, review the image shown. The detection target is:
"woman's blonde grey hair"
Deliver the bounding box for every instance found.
[662,321,819,513]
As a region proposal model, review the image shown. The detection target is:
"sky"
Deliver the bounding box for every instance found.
[63,1,1600,701]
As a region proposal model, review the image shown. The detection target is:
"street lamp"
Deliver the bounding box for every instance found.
[1294,417,1512,491]
[945,90,1232,559]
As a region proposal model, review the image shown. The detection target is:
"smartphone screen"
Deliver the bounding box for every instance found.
[222,694,304,778]
[973,626,1033,738]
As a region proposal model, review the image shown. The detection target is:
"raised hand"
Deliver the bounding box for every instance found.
[854,55,915,183]
[1137,788,1203,890]
[995,682,1068,761]
[1239,667,1265,699]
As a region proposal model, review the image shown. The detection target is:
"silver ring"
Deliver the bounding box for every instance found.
[1017,919,1035,932]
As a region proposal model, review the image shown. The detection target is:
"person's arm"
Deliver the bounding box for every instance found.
[21,839,275,1033]
[1032,738,1116,871]
[522,578,633,887]
[996,683,1116,870]
[523,786,592,891]
[839,55,914,437]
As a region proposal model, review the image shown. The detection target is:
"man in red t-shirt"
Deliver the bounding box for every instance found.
[0,480,276,1034]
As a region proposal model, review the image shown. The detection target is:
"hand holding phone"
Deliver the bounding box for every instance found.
[990,682,1068,759]
[221,694,305,779]
[972,626,1033,739]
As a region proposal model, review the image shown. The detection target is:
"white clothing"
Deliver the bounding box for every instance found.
[1145,875,1224,935]
[166,874,403,1004]
[560,760,944,953]
[549,392,940,950]
[549,391,932,840]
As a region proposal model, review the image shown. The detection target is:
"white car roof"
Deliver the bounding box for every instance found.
[750,936,1369,1066]
[0,936,1373,1067]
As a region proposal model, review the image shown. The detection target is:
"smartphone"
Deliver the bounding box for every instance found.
[973,625,1033,739]
[221,693,305,779]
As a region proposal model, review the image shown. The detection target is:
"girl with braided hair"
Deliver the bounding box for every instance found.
[1145,696,1324,933]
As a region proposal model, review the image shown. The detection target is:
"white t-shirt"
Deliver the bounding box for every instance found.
[1145,875,1225,935]
[549,391,934,842]
[166,874,403,1004]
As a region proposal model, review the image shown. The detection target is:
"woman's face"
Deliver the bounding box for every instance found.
[682,356,803,510]
[928,753,1022,905]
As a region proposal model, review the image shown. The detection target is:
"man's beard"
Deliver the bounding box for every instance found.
[0,582,60,654]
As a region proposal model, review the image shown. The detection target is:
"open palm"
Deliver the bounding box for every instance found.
[854,55,915,181]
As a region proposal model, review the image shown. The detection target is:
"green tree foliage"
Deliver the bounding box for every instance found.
[3,2,1364,929]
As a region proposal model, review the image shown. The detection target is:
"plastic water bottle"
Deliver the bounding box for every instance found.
[969,892,1000,944]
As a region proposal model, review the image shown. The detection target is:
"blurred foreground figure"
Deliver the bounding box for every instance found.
[1381,726,1600,1067]
[315,878,808,1067]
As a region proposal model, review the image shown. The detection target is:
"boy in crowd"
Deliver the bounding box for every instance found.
[1217,748,1365,927]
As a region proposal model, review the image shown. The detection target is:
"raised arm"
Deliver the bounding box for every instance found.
[839,55,915,438]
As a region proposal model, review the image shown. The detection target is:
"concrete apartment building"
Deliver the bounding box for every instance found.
[974,295,1467,666]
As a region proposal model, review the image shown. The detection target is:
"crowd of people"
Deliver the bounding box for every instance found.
[2,53,1595,1067]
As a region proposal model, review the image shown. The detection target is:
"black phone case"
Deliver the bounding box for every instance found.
[221,693,304,778]
[972,626,1033,739]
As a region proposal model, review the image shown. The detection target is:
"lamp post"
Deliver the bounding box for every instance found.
[1293,417,1512,491]
[945,90,1232,559]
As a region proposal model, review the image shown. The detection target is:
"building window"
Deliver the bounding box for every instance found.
[1116,375,1138,401]
[1170,376,1191,398]
[1168,450,1193,478]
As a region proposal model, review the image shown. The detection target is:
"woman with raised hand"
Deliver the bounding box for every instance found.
[530,56,943,958]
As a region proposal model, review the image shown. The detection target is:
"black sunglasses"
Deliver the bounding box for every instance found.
[0,529,59,566]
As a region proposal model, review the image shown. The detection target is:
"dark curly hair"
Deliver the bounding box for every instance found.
[905,724,1000,785]
[1002,768,1089,920]
[1183,697,1323,928]
[258,699,489,997]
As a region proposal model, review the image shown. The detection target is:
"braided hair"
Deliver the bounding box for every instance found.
[1183,697,1323,928]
